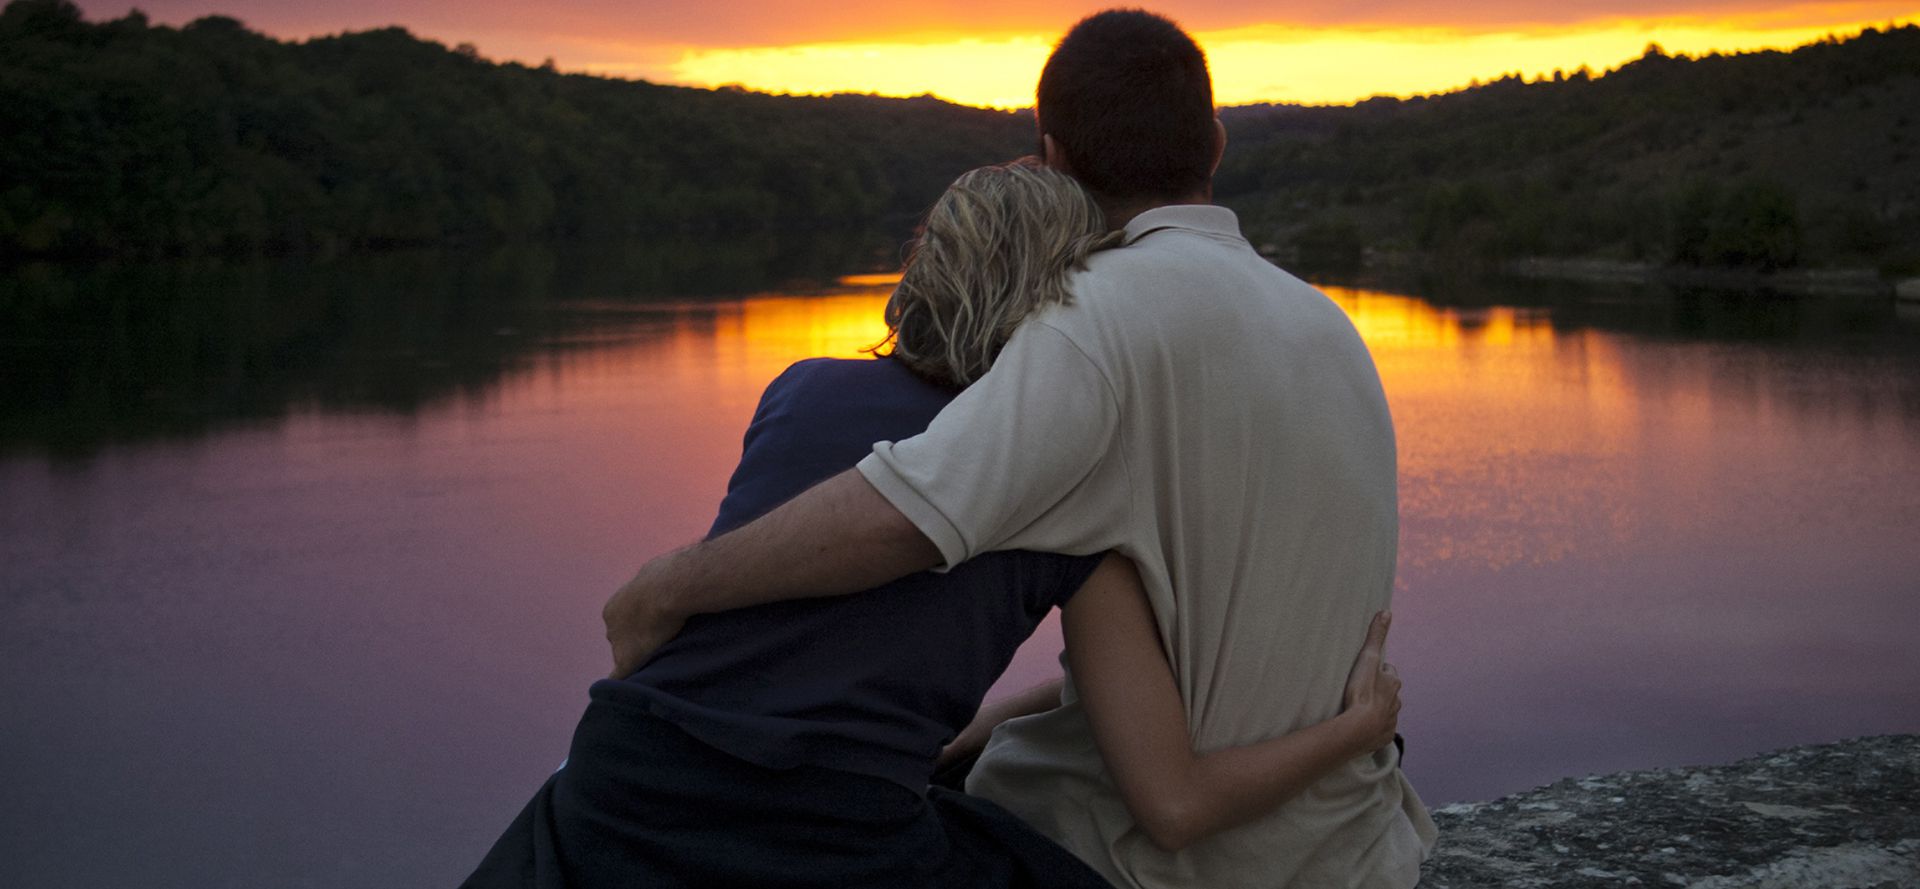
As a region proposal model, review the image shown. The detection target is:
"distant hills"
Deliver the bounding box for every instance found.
[0,0,1028,256]
[2,0,1914,275]
[1215,25,1920,276]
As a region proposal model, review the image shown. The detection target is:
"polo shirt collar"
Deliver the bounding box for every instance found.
[1120,204,1244,246]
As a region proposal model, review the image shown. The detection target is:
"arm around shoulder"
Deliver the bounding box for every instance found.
[603,468,941,677]
[606,318,1124,677]
[856,320,1122,566]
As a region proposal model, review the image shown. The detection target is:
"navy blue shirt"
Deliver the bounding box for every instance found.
[614,356,1104,791]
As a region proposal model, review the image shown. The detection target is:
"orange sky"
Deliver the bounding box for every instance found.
[79,1,1920,105]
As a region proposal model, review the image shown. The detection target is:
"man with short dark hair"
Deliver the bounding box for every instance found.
[604,9,1435,887]
[1034,10,1218,208]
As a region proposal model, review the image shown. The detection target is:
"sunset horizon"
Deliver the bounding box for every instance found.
[7,3,1919,888]
[70,1,1920,107]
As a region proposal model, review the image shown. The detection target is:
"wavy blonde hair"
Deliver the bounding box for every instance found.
[873,158,1121,388]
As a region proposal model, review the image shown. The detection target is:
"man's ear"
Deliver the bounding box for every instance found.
[1209,117,1228,176]
[1042,134,1072,174]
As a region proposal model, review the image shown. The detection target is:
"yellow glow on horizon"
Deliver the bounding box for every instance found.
[1202,17,1913,105]
[656,16,1916,107]
[659,36,1053,108]
[837,272,905,287]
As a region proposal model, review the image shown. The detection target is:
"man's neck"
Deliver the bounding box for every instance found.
[1101,188,1213,232]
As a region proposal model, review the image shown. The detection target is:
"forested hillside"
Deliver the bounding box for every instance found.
[1215,25,1920,274]
[3,0,1914,274]
[0,0,1029,256]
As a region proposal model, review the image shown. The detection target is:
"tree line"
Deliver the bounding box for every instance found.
[1215,25,1920,274]
[3,0,1914,273]
[0,0,1030,257]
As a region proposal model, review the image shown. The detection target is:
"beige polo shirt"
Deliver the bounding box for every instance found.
[855,204,1436,889]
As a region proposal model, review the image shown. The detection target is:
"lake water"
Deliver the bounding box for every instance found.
[3,243,1918,888]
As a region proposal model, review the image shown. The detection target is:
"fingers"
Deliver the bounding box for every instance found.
[1382,662,1403,720]
[609,626,650,680]
[609,644,636,680]
[607,621,630,678]
[1363,610,1392,659]
[1345,614,1399,712]
[1349,612,1390,677]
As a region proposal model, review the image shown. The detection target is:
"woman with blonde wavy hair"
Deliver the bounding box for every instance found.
[461,159,1401,889]
[879,157,1119,388]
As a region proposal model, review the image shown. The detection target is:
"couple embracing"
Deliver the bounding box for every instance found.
[465,10,1435,889]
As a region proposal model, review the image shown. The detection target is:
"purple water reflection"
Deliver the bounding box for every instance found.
[2,280,1916,887]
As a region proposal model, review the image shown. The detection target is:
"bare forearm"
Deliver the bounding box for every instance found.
[1173,712,1372,846]
[1143,611,1402,851]
[1064,555,1396,852]
[952,679,1063,752]
[1183,613,1404,840]
[604,468,940,677]
[981,678,1064,724]
[655,469,940,618]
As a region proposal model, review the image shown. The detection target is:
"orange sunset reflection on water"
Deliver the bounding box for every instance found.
[729,282,1648,577]
[556,278,1839,589]
[6,265,1916,887]
[550,278,1918,807]
[557,279,1670,580]
[1323,286,1644,575]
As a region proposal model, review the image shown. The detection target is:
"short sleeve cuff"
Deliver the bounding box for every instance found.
[856,447,971,570]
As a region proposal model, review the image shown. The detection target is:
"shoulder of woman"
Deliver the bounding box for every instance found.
[770,356,914,399]
[757,357,837,407]
[774,355,891,386]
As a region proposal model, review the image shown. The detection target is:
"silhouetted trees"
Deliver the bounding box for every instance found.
[4,1,1913,273]
[0,0,1029,257]
[1216,25,1920,273]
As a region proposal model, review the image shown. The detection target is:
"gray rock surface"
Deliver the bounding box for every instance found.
[1419,735,1919,888]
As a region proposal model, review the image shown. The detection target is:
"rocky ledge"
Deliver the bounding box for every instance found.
[1419,735,1919,888]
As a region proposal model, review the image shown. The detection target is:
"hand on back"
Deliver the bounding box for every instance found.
[1340,611,1401,753]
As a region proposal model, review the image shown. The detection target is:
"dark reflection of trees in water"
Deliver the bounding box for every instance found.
[0,230,895,457]
[9,238,1918,458]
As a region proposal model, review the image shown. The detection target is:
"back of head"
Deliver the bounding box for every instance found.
[1037,9,1216,203]
[877,159,1119,389]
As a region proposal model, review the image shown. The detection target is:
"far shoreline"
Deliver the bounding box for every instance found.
[1500,256,1905,299]
[1261,246,1916,301]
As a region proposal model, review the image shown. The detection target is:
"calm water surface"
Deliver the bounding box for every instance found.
[3,245,1918,888]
